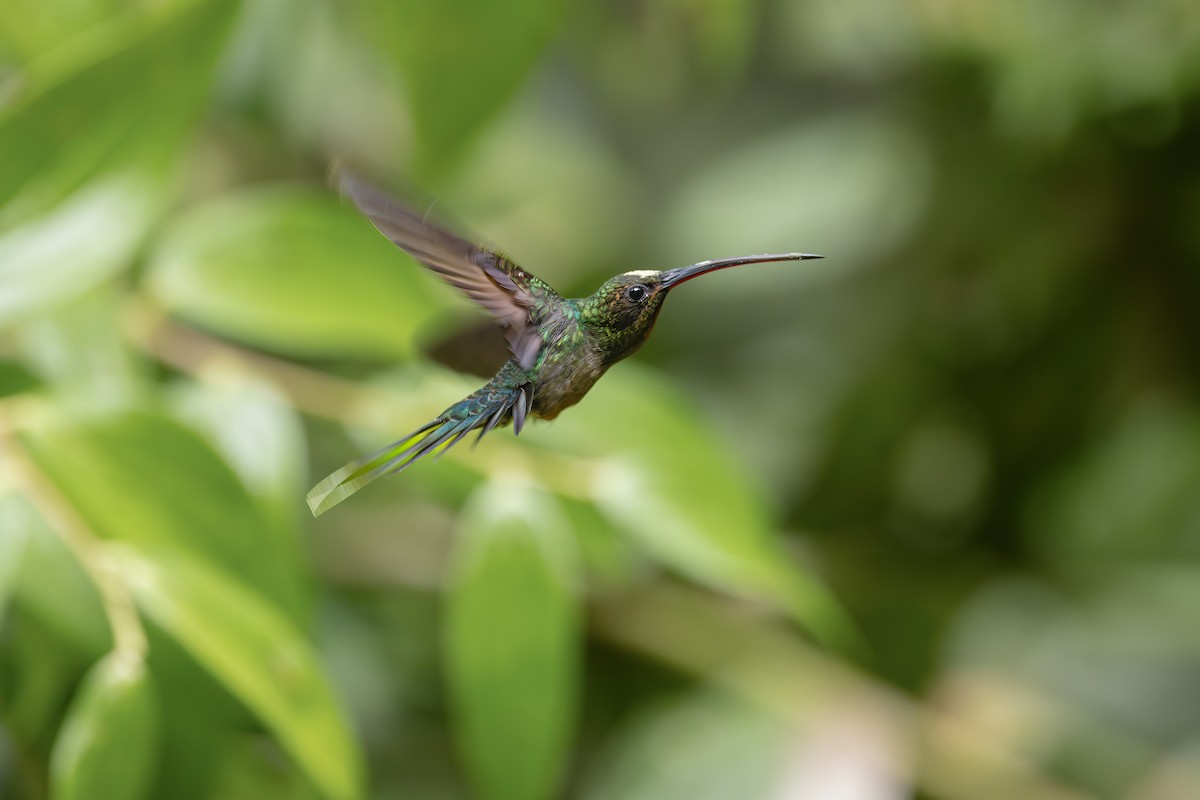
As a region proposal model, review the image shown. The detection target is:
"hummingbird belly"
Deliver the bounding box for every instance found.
[531,349,609,420]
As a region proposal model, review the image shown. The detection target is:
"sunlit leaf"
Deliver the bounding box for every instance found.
[21,411,307,621]
[114,546,363,800]
[145,187,453,360]
[0,0,127,66]
[50,652,160,800]
[365,0,563,171]
[445,480,580,800]
[0,176,159,327]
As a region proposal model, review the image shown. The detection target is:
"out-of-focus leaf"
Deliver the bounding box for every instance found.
[445,481,580,800]
[0,617,95,748]
[943,567,1200,791]
[660,113,929,276]
[50,652,160,800]
[0,492,32,628]
[583,686,902,800]
[0,0,126,66]
[21,411,306,621]
[1026,400,1200,565]
[0,176,157,328]
[17,289,146,412]
[221,0,411,161]
[920,2,1200,140]
[776,0,921,77]
[437,107,638,285]
[535,365,860,654]
[115,546,362,800]
[206,733,323,800]
[170,372,308,552]
[0,358,42,397]
[581,691,786,800]
[366,0,562,171]
[0,0,240,324]
[145,187,453,360]
[561,497,646,589]
[10,499,109,656]
[0,0,239,216]
[143,626,255,800]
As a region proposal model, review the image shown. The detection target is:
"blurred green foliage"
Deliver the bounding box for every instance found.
[2,0,1199,798]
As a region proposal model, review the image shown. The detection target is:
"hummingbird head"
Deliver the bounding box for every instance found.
[581,270,673,363]
[581,252,823,365]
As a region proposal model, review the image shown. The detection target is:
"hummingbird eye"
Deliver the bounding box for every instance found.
[625,284,649,303]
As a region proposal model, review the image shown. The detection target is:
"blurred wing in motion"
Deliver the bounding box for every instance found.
[333,167,552,369]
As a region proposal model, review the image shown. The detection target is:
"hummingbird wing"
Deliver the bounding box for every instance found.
[335,169,549,369]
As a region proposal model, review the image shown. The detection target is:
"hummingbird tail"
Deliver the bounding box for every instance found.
[306,380,533,516]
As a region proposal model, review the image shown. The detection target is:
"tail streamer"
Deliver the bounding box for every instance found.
[306,380,533,516]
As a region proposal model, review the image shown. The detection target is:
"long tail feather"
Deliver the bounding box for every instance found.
[306,421,442,516]
[306,376,533,516]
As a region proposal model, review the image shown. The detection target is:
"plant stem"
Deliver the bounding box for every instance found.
[1,427,148,661]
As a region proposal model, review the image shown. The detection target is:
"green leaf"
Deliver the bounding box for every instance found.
[660,112,929,273]
[145,187,452,360]
[17,289,146,412]
[445,480,580,800]
[0,491,32,629]
[114,546,362,800]
[0,0,239,216]
[170,374,308,550]
[581,691,788,800]
[0,358,42,397]
[538,365,860,654]
[0,176,159,327]
[21,411,307,622]
[50,652,160,800]
[366,0,563,172]
[0,613,96,748]
[1026,401,1200,565]
[9,499,110,656]
[0,0,240,325]
[206,733,324,800]
[0,0,127,66]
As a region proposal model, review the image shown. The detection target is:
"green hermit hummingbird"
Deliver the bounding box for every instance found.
[307,171,822,515]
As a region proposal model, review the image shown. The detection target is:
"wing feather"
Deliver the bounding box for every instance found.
[334,168,550,368]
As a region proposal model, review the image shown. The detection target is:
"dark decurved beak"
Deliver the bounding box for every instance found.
[659,252,824,289]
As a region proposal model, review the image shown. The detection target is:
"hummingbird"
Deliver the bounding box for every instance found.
[307,171,822,515]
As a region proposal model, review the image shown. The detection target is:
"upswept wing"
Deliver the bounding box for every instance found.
[334,169,549,369]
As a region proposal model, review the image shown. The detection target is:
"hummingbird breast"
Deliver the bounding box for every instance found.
[531,349,610,420]
[527,311,611,420]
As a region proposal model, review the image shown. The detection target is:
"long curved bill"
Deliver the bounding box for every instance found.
[659,252,823,289]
